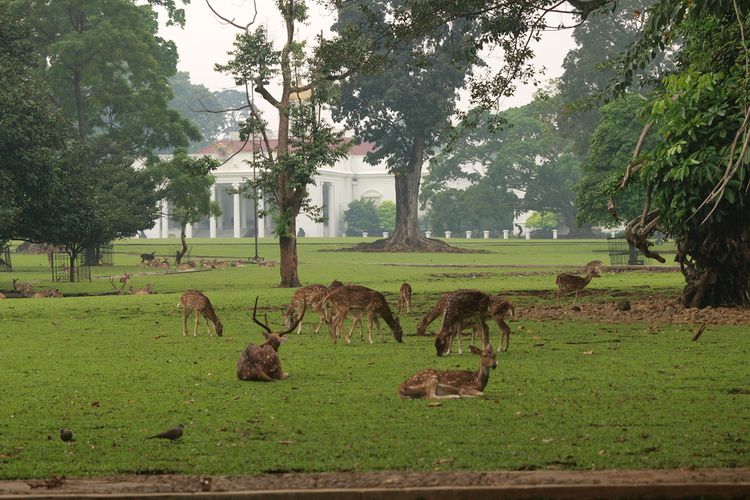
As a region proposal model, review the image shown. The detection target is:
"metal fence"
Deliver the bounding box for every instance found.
[51,253,91,282]
[607,236,649,266]
[82,243,114,267]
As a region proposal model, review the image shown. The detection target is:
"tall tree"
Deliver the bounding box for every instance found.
[424,96,583,235]
[615,1,750,308]
[213,1,349,287]
[151,150,221,264]
[332,0,480,251]
[0,5,71,244]
[14,0,198,157]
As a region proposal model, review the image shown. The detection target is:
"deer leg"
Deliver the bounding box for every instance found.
[481,319,490,347]
[573,291,579,306]
[367,313,375,344]
[182,310,189,336]
[498,320,510,352]
[456,330,463,354]
[458,388,484,397]
[313,313,324,335]
[205,314,212,336]
[407,299,411,313]
[193,311,200,336]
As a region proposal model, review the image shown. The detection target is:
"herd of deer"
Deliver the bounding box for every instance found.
[173,260,602,399]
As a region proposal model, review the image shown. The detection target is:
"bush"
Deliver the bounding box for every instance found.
[343,199,380,236]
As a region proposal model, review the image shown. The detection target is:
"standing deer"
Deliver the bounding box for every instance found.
[434,290,494,356]
[177,289,223,337]
[236,297,305,381]
[324,284,403,344]
[417,289,478,336]
[555,266,601,305]
[139,252,156,265]
[284,280,343,335]
[397,282,412,313]
[398,344,497,399]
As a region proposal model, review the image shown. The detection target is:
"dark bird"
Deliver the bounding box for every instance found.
[147,423,184,441]
[59,428,74,442]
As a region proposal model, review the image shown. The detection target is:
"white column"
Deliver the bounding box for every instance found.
[327,183,337,237]
[185,223,193,238]
[503,230,509,239]
[233,183,241,238]
[552,229,558,239]
[161,201,170,238]
[256,197,265,238]
[209,185,217,239]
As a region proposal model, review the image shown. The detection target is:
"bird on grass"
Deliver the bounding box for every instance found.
[59,429,74,442]
[147,424,184,441]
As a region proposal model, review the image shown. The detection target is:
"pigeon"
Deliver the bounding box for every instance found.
[59,428,74,442]
[147,423,184,441]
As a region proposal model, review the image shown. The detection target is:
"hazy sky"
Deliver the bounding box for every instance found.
[159,1,577,112]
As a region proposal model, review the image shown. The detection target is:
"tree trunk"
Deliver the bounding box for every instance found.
[68,251,77,283]
[678,224,750,308]
[279,218,301,287]
[72,69,87,143]
[382,135,450,251]
[176,223,188,265]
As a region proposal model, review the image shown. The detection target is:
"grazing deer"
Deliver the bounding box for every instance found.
[177,289,223,337]
[139,252,156,265]
[556,267,601,305]
[398,344,497,399]
[397,282,412,313]
[434,290,495,356]
[237,297,305,381]
[324,284,403,344]
[284,280,343,335]
[417,289,478,336]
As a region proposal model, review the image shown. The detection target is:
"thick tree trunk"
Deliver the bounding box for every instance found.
[68,251,77,283]
[382,135,450,251]
[279,216,301,287]
[678,225,750,308]
[73,70,87,143]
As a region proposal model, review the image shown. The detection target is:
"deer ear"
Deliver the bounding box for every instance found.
[469,345,482,355]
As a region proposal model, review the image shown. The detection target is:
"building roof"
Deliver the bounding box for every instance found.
[195,139,377,156]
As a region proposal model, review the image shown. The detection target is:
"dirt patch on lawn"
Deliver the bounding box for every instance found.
[515,293,750,326]
[3,469,749,497]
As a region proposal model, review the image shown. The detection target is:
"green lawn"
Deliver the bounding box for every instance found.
[0,238,747,478]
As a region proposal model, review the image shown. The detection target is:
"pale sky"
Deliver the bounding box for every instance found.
[159,1,576,115]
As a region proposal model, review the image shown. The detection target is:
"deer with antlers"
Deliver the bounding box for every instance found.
[236,297,305,381]
[323,284,403,344]
[177,289,223,337]
[283,280,343,335]
[397,282,412,313]
[399,344,497,399]
[555,265,601,305]
[109,273,131,292]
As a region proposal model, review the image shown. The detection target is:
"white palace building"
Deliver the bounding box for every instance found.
[144,137,396,239]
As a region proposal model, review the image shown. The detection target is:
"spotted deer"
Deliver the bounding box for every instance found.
[284,280,343,335]
[397,282,413,313]
[129,284,155,295]
[555,266,601,305]
[416,289,477,336]
[398,344,497,399]
[236,297,305,381]
[434,290,496,356]
[12,279,34,296]
[177,289,223,336]
[323,284,403,344]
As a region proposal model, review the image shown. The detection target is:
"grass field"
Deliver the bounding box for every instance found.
[0,237,747,479]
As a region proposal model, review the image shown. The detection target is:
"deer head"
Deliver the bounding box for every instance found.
[252,296,306,351]
[469,344,497,370]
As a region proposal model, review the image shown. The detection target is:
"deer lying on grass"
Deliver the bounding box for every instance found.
[12,279,34,296]
[284,280,343,335]
[177,289,223,336]
[324,284,403,344]
[31,288,63,298]
[397,282,412,313]
[555,266,601,305]
[398,344,497,399]
[129,284,155,295]
[237,297,305,381]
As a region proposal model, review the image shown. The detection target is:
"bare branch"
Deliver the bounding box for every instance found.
[205,0,258,32]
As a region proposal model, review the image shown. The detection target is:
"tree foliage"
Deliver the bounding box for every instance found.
[377,201,396,233]
[150,150,222,263]
[526,211,559,231]
[616,1,750,307]
[343,199,380,235]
